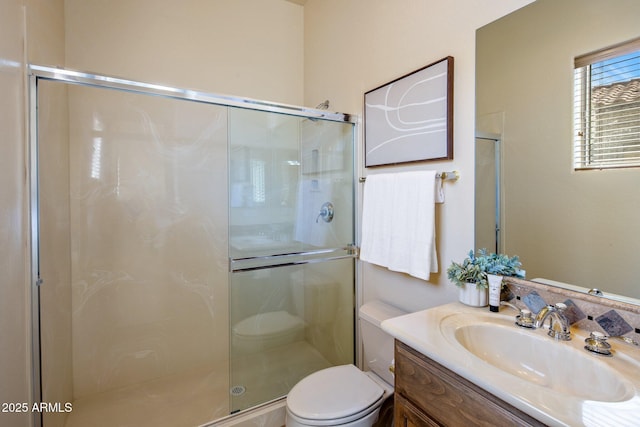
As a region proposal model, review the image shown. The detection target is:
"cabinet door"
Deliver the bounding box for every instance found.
[395,341,545,427]
[395,394,441,427]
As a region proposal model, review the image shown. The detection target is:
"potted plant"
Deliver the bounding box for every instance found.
[447,249,524,307]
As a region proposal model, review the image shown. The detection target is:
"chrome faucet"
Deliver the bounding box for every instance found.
[534,303,571,341]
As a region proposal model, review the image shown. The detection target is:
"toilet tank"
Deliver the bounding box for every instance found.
[359,301,406,386]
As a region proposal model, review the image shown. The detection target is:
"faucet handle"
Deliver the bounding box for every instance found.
[516,309,535,329]
[315,202,334,223]
[499,301,535,329]
[584,331,613,356]
[554,302,567,311]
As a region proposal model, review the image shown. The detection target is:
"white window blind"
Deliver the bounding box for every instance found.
[250,159,266,204]
[574,37,640,170]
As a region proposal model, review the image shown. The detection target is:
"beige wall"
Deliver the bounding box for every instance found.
[64,0,305,105]
[303,0,533,314]
[0,2,30,427]
[0,0,65,426]
[26,0,66,66]
[477,0,640,295]
[27,7,70,424]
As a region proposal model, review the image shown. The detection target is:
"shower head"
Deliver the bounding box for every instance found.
[304,100,331,122]
[315,100,329,110]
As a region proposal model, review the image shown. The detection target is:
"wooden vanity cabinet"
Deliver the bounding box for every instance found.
[394,340,546,427]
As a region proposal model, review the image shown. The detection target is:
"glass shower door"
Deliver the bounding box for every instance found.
[475,136,501,253]
[31,65,357,425]
[35,79,230,427]
[228,108,355,413]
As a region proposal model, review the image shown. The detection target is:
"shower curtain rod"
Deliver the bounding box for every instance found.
[28,64,356,123]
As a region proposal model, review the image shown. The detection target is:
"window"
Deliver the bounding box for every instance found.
[250,159,266,204]
[574,37,640,169]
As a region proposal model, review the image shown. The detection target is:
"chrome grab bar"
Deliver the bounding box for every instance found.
[229,245,358,272]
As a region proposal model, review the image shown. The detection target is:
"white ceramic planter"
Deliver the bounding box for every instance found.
[458,282,488,307]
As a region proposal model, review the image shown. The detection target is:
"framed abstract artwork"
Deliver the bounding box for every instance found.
[364,56,454,167]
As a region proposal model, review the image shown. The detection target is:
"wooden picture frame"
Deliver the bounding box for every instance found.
[364,56,454,167]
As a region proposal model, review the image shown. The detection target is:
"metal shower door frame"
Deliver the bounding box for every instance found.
[27,65,357,427]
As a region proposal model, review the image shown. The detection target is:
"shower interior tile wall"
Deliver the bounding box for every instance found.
[67,86,230,398]
[38,81,232,427]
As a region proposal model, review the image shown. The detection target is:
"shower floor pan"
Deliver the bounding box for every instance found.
[63,341,330,427]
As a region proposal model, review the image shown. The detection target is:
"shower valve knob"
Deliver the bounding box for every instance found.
[316,202,334,223]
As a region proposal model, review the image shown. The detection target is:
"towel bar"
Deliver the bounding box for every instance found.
[359,171,459,183]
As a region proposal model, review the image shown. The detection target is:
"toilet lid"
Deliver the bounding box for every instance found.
[233,311,303,338]
[287,365,384,421]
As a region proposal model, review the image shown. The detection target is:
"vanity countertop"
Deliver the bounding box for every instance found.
[381,302,640,427]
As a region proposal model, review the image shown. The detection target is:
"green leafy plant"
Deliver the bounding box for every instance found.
[446,249,524,289]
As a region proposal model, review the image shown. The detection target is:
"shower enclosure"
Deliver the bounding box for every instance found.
[475,134,501,253]
[30,66,356,427]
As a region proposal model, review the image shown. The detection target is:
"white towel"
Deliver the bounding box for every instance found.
[360,171,438,280]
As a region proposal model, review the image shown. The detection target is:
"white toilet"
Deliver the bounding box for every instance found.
[285,300,406,427]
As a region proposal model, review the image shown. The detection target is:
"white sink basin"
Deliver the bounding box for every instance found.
[450,322,632,402]
[381,302,640,427]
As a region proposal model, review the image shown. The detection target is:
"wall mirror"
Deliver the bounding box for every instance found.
[476,0,640,303]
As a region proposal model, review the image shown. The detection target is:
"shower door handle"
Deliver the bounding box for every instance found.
[229,245,357,272]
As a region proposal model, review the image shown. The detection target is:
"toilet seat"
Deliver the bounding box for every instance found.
[286,365,384,425]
